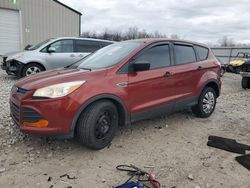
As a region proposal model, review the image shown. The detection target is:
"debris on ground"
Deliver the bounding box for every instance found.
[0,168,6,173]
[187,174,194,181]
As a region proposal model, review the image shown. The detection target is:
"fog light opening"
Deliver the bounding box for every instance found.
[23,120,49,128]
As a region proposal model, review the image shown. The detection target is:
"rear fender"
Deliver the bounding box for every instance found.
[196,71,220,97]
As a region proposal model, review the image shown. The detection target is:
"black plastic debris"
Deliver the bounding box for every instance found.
[207,136,250,154]
[235,154,250,171]
[207,135,250,171]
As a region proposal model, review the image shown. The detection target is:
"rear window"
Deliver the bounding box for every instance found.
[100,41,113,47]
[75,40,101,53]
[174,45,196,65]
[195,45,209,61]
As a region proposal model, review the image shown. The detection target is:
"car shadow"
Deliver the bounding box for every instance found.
[18,109,195,154]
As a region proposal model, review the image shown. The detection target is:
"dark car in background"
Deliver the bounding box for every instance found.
[0,37,113,77]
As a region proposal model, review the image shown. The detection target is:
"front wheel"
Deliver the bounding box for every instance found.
[241,77,250,89]
[22,63,44,77]
[192,87,217,118]
[76,100,118,150]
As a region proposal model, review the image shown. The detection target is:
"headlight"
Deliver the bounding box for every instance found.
[33,81,86,98]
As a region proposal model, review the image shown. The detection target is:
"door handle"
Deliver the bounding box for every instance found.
[164,72,173,77]
[197,66,203,70]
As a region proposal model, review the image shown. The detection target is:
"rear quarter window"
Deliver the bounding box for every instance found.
[195,45,209,61]
[75,40,101,53]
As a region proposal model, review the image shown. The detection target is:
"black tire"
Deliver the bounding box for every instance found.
[192,87,217,118]
[241,77,250,89]
[76,100,118,150]
[235,66,242,74]
[220,67,226,77]
[21,63,44,77]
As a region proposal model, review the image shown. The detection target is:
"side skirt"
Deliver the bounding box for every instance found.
[131,96,198,123]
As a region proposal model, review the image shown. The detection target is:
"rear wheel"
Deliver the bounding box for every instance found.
[241,77,250,89]
[22,63,44,77]
[192,87,217,118]
[76,100,118,150]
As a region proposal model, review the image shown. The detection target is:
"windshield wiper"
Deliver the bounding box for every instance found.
[64,63,75,68]
[80,67,92,71]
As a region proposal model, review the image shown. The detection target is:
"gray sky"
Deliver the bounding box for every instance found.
[60,0,250,44]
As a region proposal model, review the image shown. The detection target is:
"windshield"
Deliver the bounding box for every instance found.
[27,38,53,51]
[76,41,141,70]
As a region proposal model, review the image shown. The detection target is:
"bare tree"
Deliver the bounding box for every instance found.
[170,34,180,39]
[218,36,235,47]
[81,27,168,41]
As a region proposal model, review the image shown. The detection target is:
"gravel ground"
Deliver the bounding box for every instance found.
[0,69,250,188]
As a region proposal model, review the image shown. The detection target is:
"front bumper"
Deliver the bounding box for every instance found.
[9,88,81,137]
[0,57,7,70]
[2,59,24,76]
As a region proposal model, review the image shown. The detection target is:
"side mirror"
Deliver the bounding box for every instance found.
[132,61,150,72]
[48,47,56,53]
[24,44,32,50]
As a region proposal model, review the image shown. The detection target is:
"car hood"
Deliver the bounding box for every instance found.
[6,50,36,62]
[15,68,107,90]
[1,50,22,57]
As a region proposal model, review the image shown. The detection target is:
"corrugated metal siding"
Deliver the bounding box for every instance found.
[0,8,21,53]
[0,0,80,49]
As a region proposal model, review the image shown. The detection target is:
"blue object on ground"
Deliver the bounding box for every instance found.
[115,181,144,188]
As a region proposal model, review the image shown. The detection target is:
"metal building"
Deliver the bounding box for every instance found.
[0,0,81,54]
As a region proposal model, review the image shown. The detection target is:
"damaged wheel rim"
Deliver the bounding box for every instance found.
[202,91,215,114]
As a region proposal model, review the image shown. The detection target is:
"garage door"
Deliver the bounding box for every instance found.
[0,8,21,55]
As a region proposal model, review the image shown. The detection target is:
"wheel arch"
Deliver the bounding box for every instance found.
[201,80,220,97]
[23,62,46,71]
[71,94,130,135]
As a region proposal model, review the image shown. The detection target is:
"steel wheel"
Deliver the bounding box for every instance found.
[76,100,118,150]
[94,111,112,140]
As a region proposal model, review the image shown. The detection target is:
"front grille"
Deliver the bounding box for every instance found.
[10,102,20,123]
[17,87,27,95]
[11,86,27,95]
[3,57,7,63]
[1,57,7,66]
[23,108,43,122]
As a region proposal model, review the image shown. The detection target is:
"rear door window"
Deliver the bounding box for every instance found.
[50,40,74,53]
[75,40,101,53]
[135,44,171,70]
[195,45,209,61]
[174,44,196,65]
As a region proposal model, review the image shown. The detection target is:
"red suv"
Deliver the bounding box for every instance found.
[10,39,221,149]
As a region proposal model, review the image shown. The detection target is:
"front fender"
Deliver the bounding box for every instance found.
[70,93,130,136]
[16,56,47,70]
